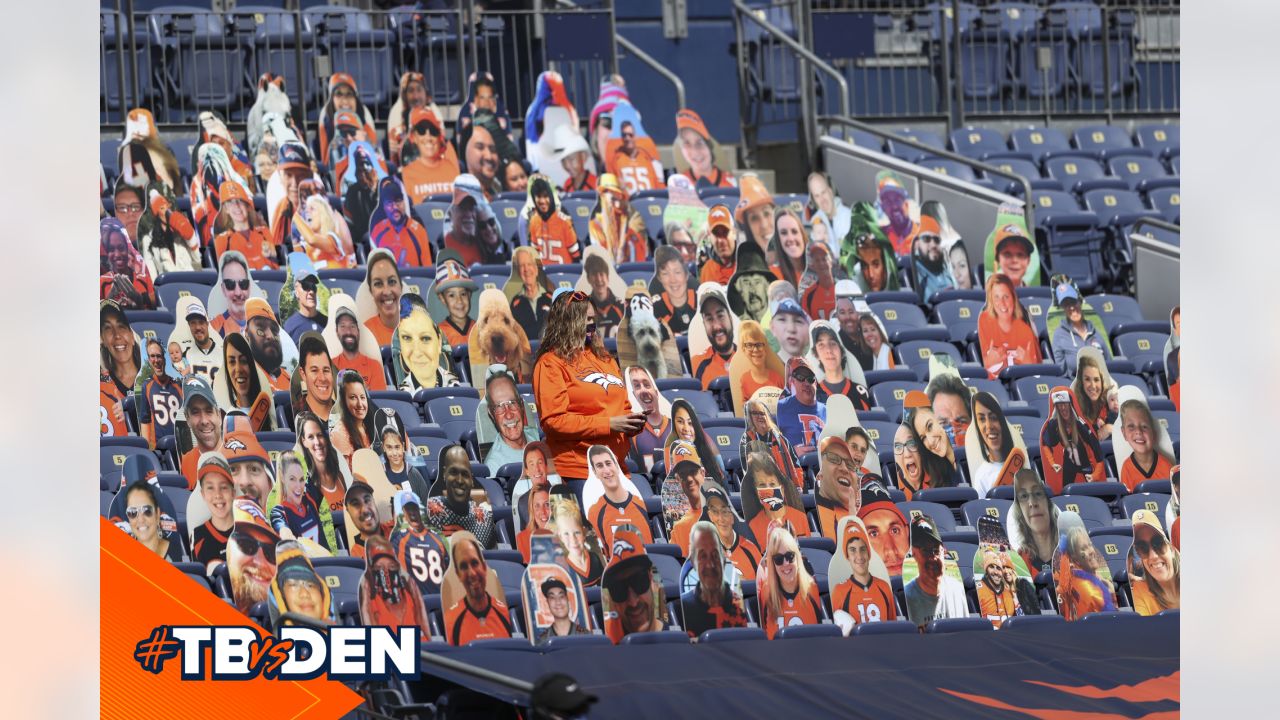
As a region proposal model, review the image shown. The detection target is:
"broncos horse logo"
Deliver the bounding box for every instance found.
[582,371,624,392]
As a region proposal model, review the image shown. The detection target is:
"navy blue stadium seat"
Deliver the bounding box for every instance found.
[1072,125,1139,159]
[424,396,479,426]
[1106,156,1177,194]
[1120,493,1170,521]
[1001,614,1065,630]
[1052,495,1113,532]
[621,630,691,646]
[543,635,613,650]
[778,624,843,641]
[869,302,931,343]
[885,128,946,163]
[303,7,395,109]
[961,498,1012,527]
[667,389,721,421]
[1010,374,1071,405]
[489,199,524,244]
[927,617,993,634]
[1146,187,1181,224]
[985,155,1045,195]
[870,380,925,422]
[919,158,977,183]
[949,127,1007,159]
[699,627,766,644]
[1044,156,1126,194]
[559,197,595,244]
[1010,127,1072,163]
[852,620,918,636]
[146,7,248,114]
[897,501,956,533]
[1085,293,1144,335]
[1082,188,1155,230]
[1088,537,1131,579]
[895,340,962,381]
[934,299,984,345]
[1134,125,1180,157]
[1113,332,1169,373]
[311,556,365,609]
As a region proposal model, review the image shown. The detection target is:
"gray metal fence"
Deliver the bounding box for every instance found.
[99,0,621,133]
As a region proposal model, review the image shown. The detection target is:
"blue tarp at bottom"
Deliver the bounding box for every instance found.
[413,613,1179,718]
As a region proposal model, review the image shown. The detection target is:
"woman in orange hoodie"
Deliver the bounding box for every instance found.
[533,290,646,481]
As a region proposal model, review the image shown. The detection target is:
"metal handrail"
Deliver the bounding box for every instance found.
[616,34,686,111]
[1131,217,1180,236]
[732,0,850,168]
[818,114,1035,231]
[732,0,849,119]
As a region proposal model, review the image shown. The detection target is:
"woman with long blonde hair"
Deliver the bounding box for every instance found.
[759,526,822,640]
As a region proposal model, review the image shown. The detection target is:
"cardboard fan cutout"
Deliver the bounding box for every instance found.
[100,300,145,438]
[442,175,509,267]
[185,453,235,572]
[729,319,785,417]
[574,245,628,340]
[268,539,336,628]
[974,517,1039,627]
[520,173,580,265]
[513,479,552,562]
[357,534,433,640]
[1052,512,1118,621]
[589,172,651,265]
[1127,509,1180,616]
[1044,274,1110,363]
[686,283,740,391]
[328,370,383,475]
[624,364,673,472]
[475,365,540,471]
[901,514,968,627]
[821,392,882,476]
[603,100,665,193]
[503,246,555,342]
[1111,385,1177,492]
[468,288,534,388]
[523,563,592,645]
[440,530,515,645]
[680,521,750,639]
[385,488,450,597]
[911,200,961,300]
[367,176,430,267]
[278,252,333,345]
[727,241,774,324]
[546,494,607,588]
[167,294,225,386]
[291,407,355,517]
[873,169,922,257]
[965,391,1030,497]
[582,445,653,552]
[808,320,872,411]
[765,296,812,365]
[423,446,498,550]
[983,204,1041,288]
[661,174,709,263]
[206,251,270,339]
[812,434,862,540]
[601,527,669,643]
[1070,346,1119,443]
[227,497,281,613]
[354,248,408,347]
[524,71,580,188]
[289,331,339,425]
[510,441,561,522]
[615,290,682,379]
[648,245,697,335]
[828,516,898,634]
[693,482,761,581]
[1038,386,1107,494]
[348,447,402,543]
[423,249,479,349]
[242,296,298,394]
[979,272,1043,376]
[1165,305,1180,411]
[266,450,338,555]
[322,293,386,392]
[740,449,811,550]
[213,331,276,432]
[110,474,181,558]
[1004,468,1059,576]
[740,395,808,491]
[392,292,459,392]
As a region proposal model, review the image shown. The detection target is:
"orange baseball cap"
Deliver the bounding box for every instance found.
[218,180,251,206]
[334,110,361,129]
[735,174,774,224]
[708,204,733,234]
[903,389,931,410]
[675,108,711,142]
[245,297,277,325]
[329,72,357,93]
[841,518,870,555]
[605,527,652,570]
[918,215,941,236]
[233,496,278,539]
[409,106,443,135]
[197,451,233,485]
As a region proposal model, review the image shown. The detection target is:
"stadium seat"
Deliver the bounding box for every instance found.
[919,158,977,183]
[666,389,721,421]
[895,340,962,381]
[858,420,899,451]
[559,197,595,244]
[1134,125,1180,158]
[621,630,691,646]
[1120,493,1170,522]
[933,299,984,345]
[1062,481,1128,506]
[543,635,613,650]
[1009,127,1072,163]
[897,501,956,533]
[1001,614,1065,630]
[870,380,924,422]
[926,617,993,634]
[1088,536,1131,579]
[961,498,1012,527]
[311,557,365,609]
[1010,374,1071,405]
[424,396,478,426]
[1072,125,1139,160]
[489,199,524,244]
[1082,189,1155,233]
[1150,411,1179,443]
[146,8,248,114]
[949,127,1007,159]
[368,393,423,429]
[1044,156,1127,194]
[413,201,451,246]
[229,6,318,110]
[1105,156,1178,194]
[1051,495,1112,532]
[1113,332,1169,374]
[303,7,395,109]
[852,620,918,636]
[1031,189,1084,214]
[885,128,946,163]
[1146,187,1180,224]
[698,627,766,644]
[915,487,978,511]
[984,155,1045,194]
[777,624,843,641]
[1085,294,1144,335]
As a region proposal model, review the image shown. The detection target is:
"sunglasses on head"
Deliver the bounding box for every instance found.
[1134,535,1167,556]
[126,505,155,520]
[223,279,250,291]
[772,551,796,566]
[604,568,650,602]
[233,533,277,563]
[564,291,588,304]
